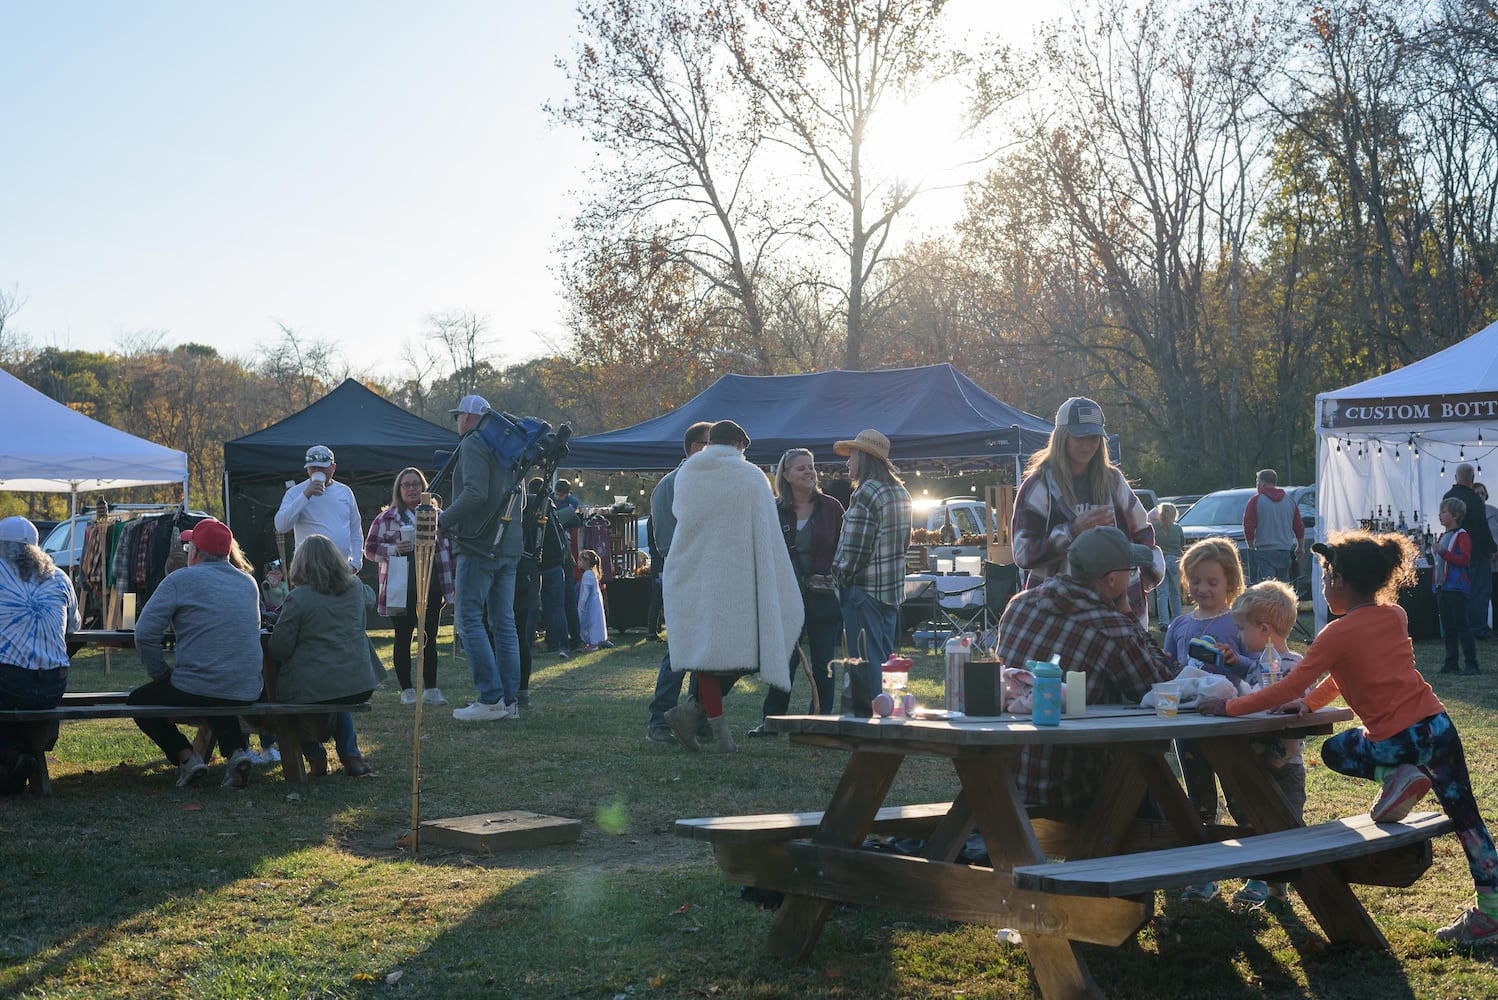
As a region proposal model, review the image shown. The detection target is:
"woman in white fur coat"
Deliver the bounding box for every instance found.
[663,420,804,753]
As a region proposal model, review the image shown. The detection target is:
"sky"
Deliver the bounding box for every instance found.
[2,2,1036,382]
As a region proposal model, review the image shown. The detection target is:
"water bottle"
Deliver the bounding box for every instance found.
[1030,660,1062,726]
[1260,645,1282,686]
[944,636,968,715]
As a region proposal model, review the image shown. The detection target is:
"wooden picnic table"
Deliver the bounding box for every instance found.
[679,705,1450,1000]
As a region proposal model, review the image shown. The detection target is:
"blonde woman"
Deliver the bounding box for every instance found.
[1011,397,1162,629]
[268,534,387,777]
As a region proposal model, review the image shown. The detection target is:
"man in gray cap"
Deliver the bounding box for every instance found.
[274,444,363,571]
[995,526,1175,812]
[441,395,525,721]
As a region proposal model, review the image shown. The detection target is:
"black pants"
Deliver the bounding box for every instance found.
[391,596,442,691]
[129,677,252,763]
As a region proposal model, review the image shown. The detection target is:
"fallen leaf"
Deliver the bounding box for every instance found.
[385,971,404,984]
[351,972,376,982]
[181,804,203,811]
[673,903,692,913]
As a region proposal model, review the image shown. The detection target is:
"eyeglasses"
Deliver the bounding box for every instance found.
[400,481,423,489]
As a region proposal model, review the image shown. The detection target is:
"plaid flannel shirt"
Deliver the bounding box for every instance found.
[363,506,455,617]
[832,478,912,606]
[995,574,1175,811]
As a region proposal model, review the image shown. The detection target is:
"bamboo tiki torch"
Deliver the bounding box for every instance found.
[408,493,439,853]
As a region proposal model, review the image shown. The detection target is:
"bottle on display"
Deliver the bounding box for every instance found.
[1398,510,1407,531]
[939,506,958,544]
[1030,659,1062,726]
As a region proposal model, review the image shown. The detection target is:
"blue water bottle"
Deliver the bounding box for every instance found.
[1030,660,1062,726]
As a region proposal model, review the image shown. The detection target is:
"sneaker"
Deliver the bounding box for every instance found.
[1370,763,1431,823]
[1436,907,1498,946]
[505,699,520,719]
[400,688,418,705]
[453,701,510,722]
[176,752,209,788]
[422,687,448,706]
[555,649,570,660]
[1178,882,1219,902]
[264,745,281,764]
[646,727,676,744]
[222,748,253,789]
[1232,879,1271,906]
[581,644,597,652]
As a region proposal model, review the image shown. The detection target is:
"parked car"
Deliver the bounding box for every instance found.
[1132,489,1159,510]
[40,515,93,570]
[1155,494,1204,517]
[1177,486,1317,596]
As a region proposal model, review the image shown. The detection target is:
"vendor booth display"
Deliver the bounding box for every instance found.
[1315,318,1498,629]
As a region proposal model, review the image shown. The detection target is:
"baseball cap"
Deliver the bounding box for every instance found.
[449,395,491,417]
[304,445,335,468]
[1067,526,1154,578]
[555,479,572,494]
[1055,397,1107,437]
[0,516,39,545]
[180,517,234,558]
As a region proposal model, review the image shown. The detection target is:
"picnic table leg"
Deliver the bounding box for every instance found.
[22,722,55,795]
[766,749,904,961]
[274,719,307,783]
[954,753,1107,1000]
[1201,737,1389,949]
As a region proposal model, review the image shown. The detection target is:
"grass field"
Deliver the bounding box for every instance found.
[3,624,1498,999]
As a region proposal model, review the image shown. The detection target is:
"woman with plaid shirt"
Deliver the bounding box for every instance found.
[363,467,455,707]
[831,429,912,716]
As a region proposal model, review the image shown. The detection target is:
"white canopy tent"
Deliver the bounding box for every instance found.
[1314,318,1498,626]
[0,367,190,521]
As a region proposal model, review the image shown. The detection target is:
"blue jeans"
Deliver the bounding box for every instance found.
[647,647,698,731]
[763,590,843,716]
[539,564,570,651]
[1153,554,1182,626]
[839,585,895,716]
[454,551,520,705]
[1468,550,1493,636]
[0,664,68,753]
[1253,547,1292,584]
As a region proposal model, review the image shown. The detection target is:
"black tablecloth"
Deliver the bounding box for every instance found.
[606,577,653,632]
[1399,566,1439,641]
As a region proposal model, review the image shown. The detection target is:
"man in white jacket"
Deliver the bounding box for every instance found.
[663,420,803,753]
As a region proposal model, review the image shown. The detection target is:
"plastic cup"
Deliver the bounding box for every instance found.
[1153,682,1182,718]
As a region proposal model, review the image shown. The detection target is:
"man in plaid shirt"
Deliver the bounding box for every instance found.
[996,526,1175,811]
[831,429,912,716]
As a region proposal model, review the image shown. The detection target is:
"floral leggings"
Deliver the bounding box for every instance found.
[1321,711,1498,893]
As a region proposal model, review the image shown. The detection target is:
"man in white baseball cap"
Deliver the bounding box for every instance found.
[274,445,363,572]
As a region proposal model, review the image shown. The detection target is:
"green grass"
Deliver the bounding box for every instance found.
[3,627,1498,998]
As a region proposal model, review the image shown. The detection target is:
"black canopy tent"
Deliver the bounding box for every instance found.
[222,378,459,576]
[564,364,1062,475]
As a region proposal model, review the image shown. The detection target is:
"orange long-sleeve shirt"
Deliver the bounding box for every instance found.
[1225,603,1445,742]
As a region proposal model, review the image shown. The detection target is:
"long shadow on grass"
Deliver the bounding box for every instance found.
[0,760,395,996]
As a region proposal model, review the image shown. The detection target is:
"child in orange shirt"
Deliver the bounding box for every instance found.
[1199,530,1498,946]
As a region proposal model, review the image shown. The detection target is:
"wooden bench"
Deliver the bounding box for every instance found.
[0,693,372,792]
[676,802,956,844]
[1013,811,1455,897]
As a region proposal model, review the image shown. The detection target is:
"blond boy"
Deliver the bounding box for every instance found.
[1217,580,1306,909]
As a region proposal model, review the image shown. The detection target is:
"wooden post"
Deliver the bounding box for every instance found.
[408,494,439,853]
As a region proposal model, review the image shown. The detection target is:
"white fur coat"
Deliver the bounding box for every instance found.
[663,444,803,690]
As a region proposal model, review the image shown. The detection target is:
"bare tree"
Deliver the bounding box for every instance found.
[424,311,491,396]
[0,284,30,369]
[255,322,346,413]
[717,0,1012,368]
[551,0,790,372]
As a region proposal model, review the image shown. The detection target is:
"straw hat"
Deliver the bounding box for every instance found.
[833,429,892,464]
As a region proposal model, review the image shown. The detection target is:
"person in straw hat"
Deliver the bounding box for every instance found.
[830,429,912,715]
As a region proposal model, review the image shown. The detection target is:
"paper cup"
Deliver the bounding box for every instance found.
[399,525,416,546]
[311,471,327,484]
[1153,682,1182,718]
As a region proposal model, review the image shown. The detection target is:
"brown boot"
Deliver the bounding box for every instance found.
[664,698,704,752]
[706,714,738,754]
[341,755,372,778]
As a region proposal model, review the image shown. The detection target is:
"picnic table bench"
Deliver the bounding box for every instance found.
[0,691,371,792]
[680,707,1457,999]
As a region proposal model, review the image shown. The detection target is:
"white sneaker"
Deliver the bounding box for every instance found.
[505,699,520,719]
[453,700,510,722]
[222,749,253,789]
[400,688,418,705]
[175,752,209,788]
[422,687,448,706]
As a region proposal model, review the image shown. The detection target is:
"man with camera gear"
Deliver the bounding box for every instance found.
[441,395,524,721]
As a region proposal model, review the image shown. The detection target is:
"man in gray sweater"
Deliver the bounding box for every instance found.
[128,517,264,788]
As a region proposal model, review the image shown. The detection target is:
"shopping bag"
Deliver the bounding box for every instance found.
[386,555,410,611]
